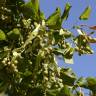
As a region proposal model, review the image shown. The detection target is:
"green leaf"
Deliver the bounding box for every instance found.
[0,51,8,60]
[46,7,61,29]
[22,18,31,28]
[87,36,96,43]
[20,0,40,20]
[53,48,65,55]
[46,89,59,96]
[77,77,96,92]
[0,30,6,41]
[31,0,39,14]
[58,85,73,96]
[61,3,72,21]
[7,28,20,40]
[76,77,87,87]
[23,70,32,77]
[60,68,77,86]
[20,1,35,18]
[23,24,40,47]
[0,81,8,92]
[64,57,74,64]
[75,91,84,96]
[40,11,45,20]
[53,32,63,43]
[87,77,96,86]
[85,45,94,54]
[74,35,94,55]
[59,29,72,38]
[79,6,91,20]
[53,47,74,64]
[86,77,96,91]
[63,47,74,64]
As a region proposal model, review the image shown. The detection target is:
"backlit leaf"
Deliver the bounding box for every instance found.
[64,57,74,64]
[0,30,6,41]
[7,28,20,40]
[79,6,91,20]
[31,0,39,14]
[59,29,72,38]
[46,7,61,29]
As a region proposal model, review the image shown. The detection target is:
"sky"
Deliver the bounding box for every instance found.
[40,0,96,77]
[25,0,96,77]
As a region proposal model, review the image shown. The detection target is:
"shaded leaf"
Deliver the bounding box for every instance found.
[58,85,73,96]
[0,51,8,60]
[46,89,59,96]
[77,77,96,92]
[20,0,40,20]
[53,48,65,55]
[86,77,96,91]
[63,47,74,64]
[52,31,63,44]
[23,70,32,77]
[0,81,8,92]
[79,6,91,20]
[60,68,77,86]
[75,91,84,96]
[76,77,87,87]
[20,1,35,18]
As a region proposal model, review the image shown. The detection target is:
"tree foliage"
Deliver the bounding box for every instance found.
[0,0,96,96]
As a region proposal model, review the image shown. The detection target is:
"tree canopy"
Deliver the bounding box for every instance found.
[0,0,96,96]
